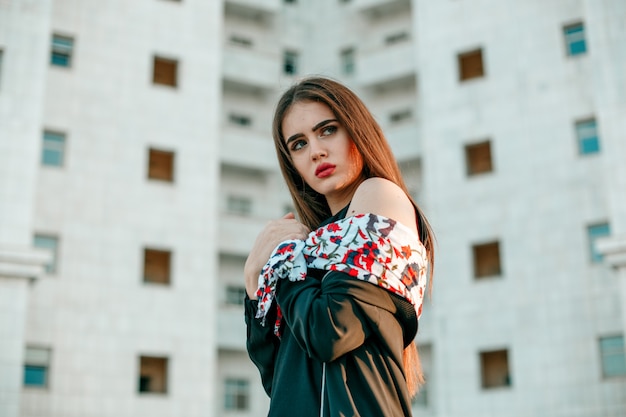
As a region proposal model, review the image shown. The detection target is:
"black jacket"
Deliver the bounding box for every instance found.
[245,208,418,417]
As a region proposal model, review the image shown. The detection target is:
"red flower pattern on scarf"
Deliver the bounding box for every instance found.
[255,214,428,337]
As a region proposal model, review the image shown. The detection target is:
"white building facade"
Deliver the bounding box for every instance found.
[1,0,223,416]
[1,0,625,416]
[416,1,626,416]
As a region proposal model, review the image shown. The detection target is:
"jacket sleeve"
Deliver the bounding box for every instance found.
[244,296,280,396]
[276,270,396,363]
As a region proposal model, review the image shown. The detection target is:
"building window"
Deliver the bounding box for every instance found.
[564,22,587,56]
[41,131,66,167]
[33,234,59,274]
[138,356,168,394]
[385,32,410,45]
[143,248,172,285]
[340,47,355,75]
[229,113,252,127]
[283,50,298,75]
[229,35,253,48]
[147,148,175,182]
[465,140,493,176]
[599,335,626,378]
[458,48,484,81]
[575,118,600,155]
[50,34,73,67]
[225,285,246,305]
[473,241,502,279]
[152,56,178,87]
[587,223,610,263]
[24,346,51,388]
[480,349,511,389]
[227,195,252,216]
[390,109,413,124]
[224,378,249,411]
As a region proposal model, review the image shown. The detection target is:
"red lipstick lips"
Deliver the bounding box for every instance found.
[315,163,336,178]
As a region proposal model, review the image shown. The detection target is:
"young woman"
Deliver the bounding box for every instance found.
[244,77,435,417]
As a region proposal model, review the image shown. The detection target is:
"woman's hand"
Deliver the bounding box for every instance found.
[244,212,310,299]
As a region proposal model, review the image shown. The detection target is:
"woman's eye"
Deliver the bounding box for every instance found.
[320,125,337,137]
[291,139,306,151]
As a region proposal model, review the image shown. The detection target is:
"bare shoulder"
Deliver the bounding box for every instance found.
[347,178,418,234]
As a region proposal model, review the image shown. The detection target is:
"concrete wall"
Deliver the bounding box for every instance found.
[416,0,626,415]
[19,0,224,416]
[0,2,53,416]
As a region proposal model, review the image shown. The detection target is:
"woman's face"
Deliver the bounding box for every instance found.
[282,100,364,213]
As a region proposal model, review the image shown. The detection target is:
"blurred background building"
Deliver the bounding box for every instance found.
[0,0,625,416]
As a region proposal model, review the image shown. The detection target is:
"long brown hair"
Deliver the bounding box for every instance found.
[272,76,434,395]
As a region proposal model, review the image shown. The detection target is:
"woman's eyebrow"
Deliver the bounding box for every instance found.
[312,118,336,132]
[285,119,337,145]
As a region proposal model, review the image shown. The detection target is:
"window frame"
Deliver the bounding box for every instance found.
[147,147,175,182]
[458,48,485,82]
[142,247,173,285]
[575,117,600,155]
[472,240,502,279]
[226,194,253,216]
[228,113,253,127]
[587,222,610,264]
[152,55,179,88]
[33,234,60,275]
[225,285,247,306]
[479,348,512,389]
[599,335,626,378]
[137,355,169,395]
[389,108,413,124]
[50,33,74,68]
[283,50,299,75]
[224,378,250,411]
[465,140,494,176]
[229,35,253,48]
[23,346,52,389]
[563,22,587,57]
[41,130,67,168]
[385,31,410,45]
[340,47,355,76]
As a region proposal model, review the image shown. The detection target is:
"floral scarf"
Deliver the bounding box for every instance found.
[255,213,428,337]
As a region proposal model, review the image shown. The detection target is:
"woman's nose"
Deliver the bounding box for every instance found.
[309,139,327,160]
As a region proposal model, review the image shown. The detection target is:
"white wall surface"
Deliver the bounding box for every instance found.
[416,0,625,415]
[20,0,224,416]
